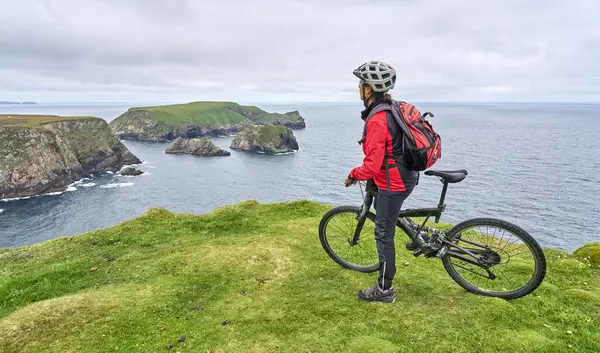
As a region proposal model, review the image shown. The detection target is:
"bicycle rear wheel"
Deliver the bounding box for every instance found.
[441,218,546,300]
[319,206,379,273]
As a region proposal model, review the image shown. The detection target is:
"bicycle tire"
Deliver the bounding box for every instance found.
[441,217,546,300]
[319,205,379,273]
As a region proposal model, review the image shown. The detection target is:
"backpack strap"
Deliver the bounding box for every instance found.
[357,102,393,145]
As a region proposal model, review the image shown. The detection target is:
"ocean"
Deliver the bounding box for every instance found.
[1,102,599,252]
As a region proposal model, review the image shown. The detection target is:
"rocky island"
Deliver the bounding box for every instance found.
[165,136,230,156]
[109,101,305,142]
[0,114,141,200]
[230,125,299,154]
[120,167,144,176]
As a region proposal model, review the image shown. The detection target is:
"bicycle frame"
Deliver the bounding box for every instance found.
[351,179,497,272]
[353,179,449,241]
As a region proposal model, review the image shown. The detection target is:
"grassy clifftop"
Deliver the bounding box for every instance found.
[123,101,304,128]
[127,102,248,128]
[0,200,598,352]
[0,114,98,129]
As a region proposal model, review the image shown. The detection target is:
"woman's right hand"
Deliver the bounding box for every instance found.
[344,175,357,187]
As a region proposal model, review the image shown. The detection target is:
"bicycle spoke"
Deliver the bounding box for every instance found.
[322,209,378,268]
[448,223,537,294]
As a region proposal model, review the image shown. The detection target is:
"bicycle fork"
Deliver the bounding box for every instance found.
[350,194,374,246]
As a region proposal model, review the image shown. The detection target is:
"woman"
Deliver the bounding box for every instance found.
[345,61,419,303]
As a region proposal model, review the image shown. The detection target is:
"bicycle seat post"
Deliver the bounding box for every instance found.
[435,179,449,223]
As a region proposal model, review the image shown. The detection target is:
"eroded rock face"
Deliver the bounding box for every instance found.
[227,106,306,129]
[0,118,141,200]
[108,102,306,143]
[230,125,299,154]
[109,109,252,142]
[165,137,230,156]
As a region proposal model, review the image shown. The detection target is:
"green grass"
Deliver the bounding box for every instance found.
[247,124,290,145]
[574,243,600,265]
[123,101,301,128]
[0,115,98,129]
[0,200,598,352]
[127,102,249,128]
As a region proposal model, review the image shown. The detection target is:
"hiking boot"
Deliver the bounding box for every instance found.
[356,283,395,303]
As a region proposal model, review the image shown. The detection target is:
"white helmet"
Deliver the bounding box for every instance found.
[353,61,396,92]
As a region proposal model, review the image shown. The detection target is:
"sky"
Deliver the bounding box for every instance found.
[0,0,598,103]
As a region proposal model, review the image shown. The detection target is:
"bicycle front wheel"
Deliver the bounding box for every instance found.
[319,206,379,273]
[441,218,546,300]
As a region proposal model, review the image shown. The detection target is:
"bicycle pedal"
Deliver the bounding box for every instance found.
[412,249,423,257]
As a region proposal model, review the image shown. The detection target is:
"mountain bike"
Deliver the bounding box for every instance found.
[318,169,547,300]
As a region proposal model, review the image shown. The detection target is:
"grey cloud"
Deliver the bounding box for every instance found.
[0,0,598,102]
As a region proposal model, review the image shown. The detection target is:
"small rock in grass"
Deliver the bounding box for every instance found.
[403,261,409,266]
[166,343,173,350]
[178,336,186,342]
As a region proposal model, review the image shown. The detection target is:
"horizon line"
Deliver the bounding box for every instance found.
[2,100,600,105]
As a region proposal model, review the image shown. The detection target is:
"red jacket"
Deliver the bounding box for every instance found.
[350,110,410,192]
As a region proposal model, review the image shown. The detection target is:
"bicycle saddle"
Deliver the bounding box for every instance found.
[424,169,468,183]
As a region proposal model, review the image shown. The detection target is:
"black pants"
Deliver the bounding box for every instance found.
[373,185,415,290]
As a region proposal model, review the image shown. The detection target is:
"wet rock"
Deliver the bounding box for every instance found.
[120,167,143,176]
[165,136,230,157]
[230,125,299,154]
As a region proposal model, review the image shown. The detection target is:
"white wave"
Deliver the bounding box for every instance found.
[44,191,64,196]
[100,182,134,189]
[274,150,298,155]
[68,176,92,188]
[0,209,4,214]
[145,165,157,169]
[66,186,77,192]
[81,183,96,187]
[106,171,114,174]
[1,195,32,202]
[120,161,146,170]
[1,190,64,202]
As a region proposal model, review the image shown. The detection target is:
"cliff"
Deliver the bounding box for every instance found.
[0,114,141,199]
[230,125,299,154]
[165,137,231,156]
[0,200,598,352]
[108,101,306,142]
